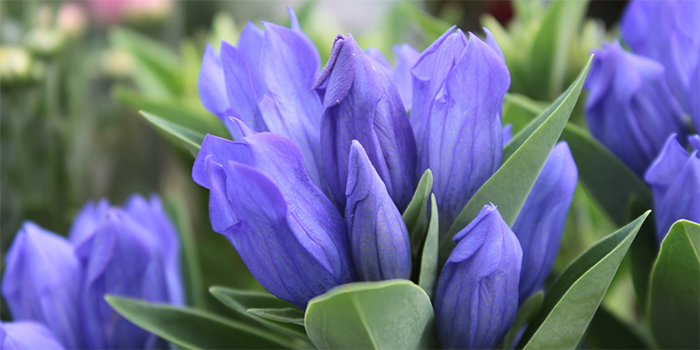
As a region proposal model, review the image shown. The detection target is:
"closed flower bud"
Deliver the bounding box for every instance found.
[0,321,64,350]
[512,142,577,303]
[345,140,412,281]
[435,204,522,350]
[621,0,700,117]
[2,223,82,349]
[584,42,687,176]
[315,33,417,212]
[645,134,700,241]
[393,44,420,111]
[411,28,510,231]
[192,132,355,308]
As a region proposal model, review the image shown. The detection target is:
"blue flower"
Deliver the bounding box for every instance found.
[645,134,700,241]
[411,27,510,231]
[434,204,522,350]
[193,132,355,308]
[0,321,64,350]
[621,0,700,123]
[314,33,417,212]
[345,140,412,281]
[512,142,578,303]
[584,41,687,176]
[393,44,420,111]
[1,195,184,349]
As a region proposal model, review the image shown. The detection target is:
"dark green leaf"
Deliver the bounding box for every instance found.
[648,220,700,349]
[139,111,204,157]
[500,292,544,350]
[209,286,309,340]
[105,295,296,349]
[403,170,433,258]
[518,211,650,349]
[418,194,439,299]
[440,57,592,264]
[304,280,436,349]
[583,306,650,349]
[627,197,657,313]
[248,308,305,326]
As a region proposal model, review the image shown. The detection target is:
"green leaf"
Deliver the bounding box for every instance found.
[139,111,204,157]
[248,308,305,326]
[304,280,436,349]
[209,286,309,340]
[648,220,700,349]
[105,295,296,349]
[501,291,543,350]
[440,56,592,264]
[403,170,433,258]
[583,306,650,349]
[502,93,548,135]
[164,195,205,309]
[397,3,453,43]
[418,194,439,299]
[518,211,650,349]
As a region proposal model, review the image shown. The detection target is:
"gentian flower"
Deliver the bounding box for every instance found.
[411,27,510,231]
[393,44,420,111]
[345,140,412,281]
[512,142,578,303]
[621,0,700,121]
[1,194,184,349]
[584,41,687,176]
[192,132,355,308]
[314,33,417,212]
[434,204,522,350]
[644,134,700,241]
[0,321,64,350]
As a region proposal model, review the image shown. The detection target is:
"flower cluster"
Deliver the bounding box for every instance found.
[584,0,699,239]
[1,195,183,349]
[195,9,578,348]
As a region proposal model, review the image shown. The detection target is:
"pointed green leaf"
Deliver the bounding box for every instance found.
[105,295,297,349]
[248,308,305,326]
[304,280,436,349]
[418,194,439,299]
[440,57,592,263]
[648,220,700,349]
[403,170,433,258]
[140,111,204,157]
[518,211,650,349]
[500,292,544,350]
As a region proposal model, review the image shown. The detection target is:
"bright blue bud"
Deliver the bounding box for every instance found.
[345,140,412,281]
[2,223,82,349]
[0,322,64,350]
[364,48,392,69]
[621,0,700,118]
[192,132,355,308]
[584,42,687,176]
[645,134,700,241]
[393,44,420,111]
[434,204,522,350]
[315,33,417,212]
[411,28,510,232]
[512,142,577,303]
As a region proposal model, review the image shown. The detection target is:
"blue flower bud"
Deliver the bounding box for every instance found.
[193,132,355,308]
[512,142,577,303]
[315,33,417,212]
[0,321,64,350]
[584,42,687,176]
[645,134,700,241]
[621,0,700,117]
[411,28,510,231]
[393,44,420,111]
[2,223,82,349]
[345,140,412,281]
[434,204,522,350]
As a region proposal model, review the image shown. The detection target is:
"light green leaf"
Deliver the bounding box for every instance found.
[248,308,305,326]
[105,295,296,350]
[304,280,436,349]
[648,220,700,349]
[418,194,439,299]
[209,286,309,340]
[500,292,543,350]
[403,170,433,258]
[440,57,592,264]
[139,111,204,157]
[397,3,452,43]
[518,211,650,349]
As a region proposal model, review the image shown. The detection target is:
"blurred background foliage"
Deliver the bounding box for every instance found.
[2,0,643,344]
